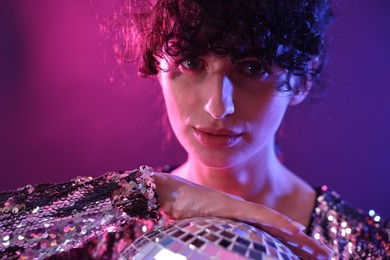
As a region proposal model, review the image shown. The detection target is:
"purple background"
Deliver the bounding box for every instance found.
[1,1,389,219]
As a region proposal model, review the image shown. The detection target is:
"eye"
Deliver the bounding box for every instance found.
[179,57,204,71]
[240,62,266,76]
[233,58,270,78]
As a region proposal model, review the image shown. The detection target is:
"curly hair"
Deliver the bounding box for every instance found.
[106,0,333,91]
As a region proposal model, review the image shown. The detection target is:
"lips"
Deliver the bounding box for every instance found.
[193,127,242,148]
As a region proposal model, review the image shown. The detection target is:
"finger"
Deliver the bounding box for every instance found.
[261,225,333,259]
[234,203,333,259]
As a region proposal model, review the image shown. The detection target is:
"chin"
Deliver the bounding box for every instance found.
[192,151,247,169]
[181,134,253,169]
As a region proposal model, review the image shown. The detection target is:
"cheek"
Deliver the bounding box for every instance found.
[240,92,291,140]
[161,84,182,124]
[159,75,196,131]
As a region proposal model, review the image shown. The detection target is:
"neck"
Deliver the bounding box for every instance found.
[172,142,316,226]
[173,143,293,205]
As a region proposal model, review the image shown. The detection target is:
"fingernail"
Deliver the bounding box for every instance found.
[317,254,329,260]
[318,247,334,259]
[326,248,335,256]
[287,241,299,247]
[291,221,306,232]
[302,245,314,254]
[281,228,295,235]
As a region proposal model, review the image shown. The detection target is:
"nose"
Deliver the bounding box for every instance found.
[204,75,235,119]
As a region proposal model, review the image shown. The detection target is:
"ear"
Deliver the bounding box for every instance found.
[289,78,312,106]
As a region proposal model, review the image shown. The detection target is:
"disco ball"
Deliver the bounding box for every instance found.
[121,217,298,260]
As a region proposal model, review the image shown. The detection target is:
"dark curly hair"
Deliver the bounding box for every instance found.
[106,0,333,91]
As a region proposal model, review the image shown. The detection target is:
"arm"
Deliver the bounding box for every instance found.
[154,172,334,260]
[1,167,333,259]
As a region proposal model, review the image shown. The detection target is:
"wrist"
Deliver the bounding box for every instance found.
[207,191,245,219]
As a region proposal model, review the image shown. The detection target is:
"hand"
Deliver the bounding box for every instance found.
[153,172,333,260]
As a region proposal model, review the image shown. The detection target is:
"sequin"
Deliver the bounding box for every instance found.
[142,225,148,233]
[309,187,390,259]
[0,166,160,259]
[1,168,388,259]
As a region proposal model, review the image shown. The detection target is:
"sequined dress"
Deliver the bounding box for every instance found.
[0,169,389,259]
[309,186,389,259]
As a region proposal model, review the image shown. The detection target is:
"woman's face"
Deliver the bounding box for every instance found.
[157,54,306,168]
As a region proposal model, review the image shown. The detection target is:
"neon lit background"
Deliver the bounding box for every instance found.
[0,1,389,218]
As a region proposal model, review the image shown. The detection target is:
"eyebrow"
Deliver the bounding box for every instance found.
[231,57,262,64]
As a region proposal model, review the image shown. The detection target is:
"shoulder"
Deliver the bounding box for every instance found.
[308,185,390,258]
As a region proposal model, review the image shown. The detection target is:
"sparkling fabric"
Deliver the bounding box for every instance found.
[1,168,389,259]
[308,185,390,259]
[0,166,160,259]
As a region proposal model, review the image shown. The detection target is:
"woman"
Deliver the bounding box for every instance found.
[0,0,388,259]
